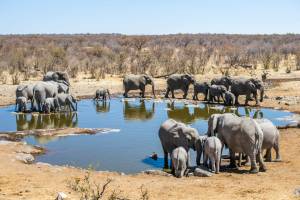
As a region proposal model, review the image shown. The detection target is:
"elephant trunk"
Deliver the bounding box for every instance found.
[260,86,264,102]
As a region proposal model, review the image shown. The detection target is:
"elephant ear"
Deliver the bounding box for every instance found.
[248,82,256,92]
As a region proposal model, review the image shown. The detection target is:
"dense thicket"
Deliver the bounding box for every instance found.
[0,34,300,81]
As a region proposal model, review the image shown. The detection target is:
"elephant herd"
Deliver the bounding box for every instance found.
[15,71,77,113]
[122,74,265,106]
[159,113,281,177]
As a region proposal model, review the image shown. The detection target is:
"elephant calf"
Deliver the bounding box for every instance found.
[223,91,236,106]
[42,97,60,113]
[209,85,227,103]
[15,96,27,112]
[171,147,188,178]
[57,93,77,112]
[193,82,209,101]
[94,88,110,101]
[203,136,222,174]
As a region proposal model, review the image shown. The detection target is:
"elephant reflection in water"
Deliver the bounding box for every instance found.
[167,103,263,124]
[95,101,110,113]
[16,112,78,131]
[123,100,155,120]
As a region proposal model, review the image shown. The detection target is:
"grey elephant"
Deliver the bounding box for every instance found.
[42,97,60,113]
[158,119,202,169]
[223,91,236,106]
[16,84,34,110]
[94,88,110,101]
[256,119,281,162]
[15,96,27,112]
[211,76,232,90]
[208,85,227,103]
[123,74,155,98]
[239,118,281,164]
[57,93,77,112]
[33,81,59,112]
[231,78,264,105]
[207,113,266,173]
[203,136,222,174]
[165,74,195,99]
[171,147,188,178]
[193,81,210,101]
[43,71,70,86]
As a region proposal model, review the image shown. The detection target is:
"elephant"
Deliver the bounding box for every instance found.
[193,81,210,101]
[171,147,188,178]
[207,113,266,173]
[208,85,227,103]
[123,74,155,98]
[211,76,233,90]
[158,119,202,169]
[123,99,154,120]
[239,118,281,165]
[165,74,195,99]
[42,97,60,113]
[33,81,59,112]
[15,96,27,112]
[94,88,110,101]
[256,119,281,162]
[43,71,70,86]
[231,78,264,105]
[203,136,222,173]
[16,84,34,110]
[223,91,236,106]
[57,93,77,112]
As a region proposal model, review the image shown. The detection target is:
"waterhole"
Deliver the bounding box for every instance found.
[0,98,296,173]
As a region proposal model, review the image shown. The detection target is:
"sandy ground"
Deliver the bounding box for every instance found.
[0,71,300,200]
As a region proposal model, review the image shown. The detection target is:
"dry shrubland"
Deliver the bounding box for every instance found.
[0,34,300,82]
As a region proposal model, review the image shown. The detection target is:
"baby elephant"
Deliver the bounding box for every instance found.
[94,88,110,101]
[15,96,27,112]
[42,97,60,113]
[193,81,210,101]
[171,147,188,178]
[209,85,227,103]
[223,91,236,106]
[203,136,222,174]
[57,93,77,112]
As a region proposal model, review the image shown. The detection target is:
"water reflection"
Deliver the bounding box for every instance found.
[95,101,110,113]
[16,112,78,131]
[123,100,155,120]
[167,102,263,124]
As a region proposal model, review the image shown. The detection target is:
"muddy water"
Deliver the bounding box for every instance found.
[0,98,296,173]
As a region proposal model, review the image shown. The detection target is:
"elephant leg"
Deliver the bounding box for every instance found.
[228,149,238,169]
[265,148,272,162]
[193,93,196,100]
[257,151,267,172]
[210,156,216,172]
[183,90,187,99]
[163,150,168,169]
[140,87,145,98]
[274,142,281,162]
[187,151,190,168]
[245,94,250,106]
[238,153,242,167]
[254,93,259,105]
[203,153,208,168]
[165,88,170,98]
[217,95,220,103]
[235,95,239,105]
[171,90,175,98]
[216,152,221,174]
[123,89,129,98]
[249,153,258,173]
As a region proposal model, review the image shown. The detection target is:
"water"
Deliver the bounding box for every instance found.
[0,98,296,173]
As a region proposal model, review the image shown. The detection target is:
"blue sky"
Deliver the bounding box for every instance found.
[0,0,299,35]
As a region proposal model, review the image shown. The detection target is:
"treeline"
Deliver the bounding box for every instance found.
[0,34,300,82]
